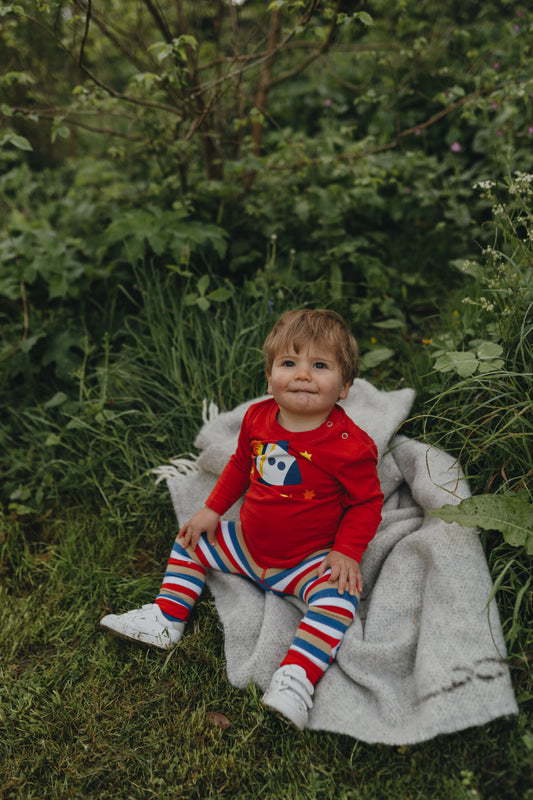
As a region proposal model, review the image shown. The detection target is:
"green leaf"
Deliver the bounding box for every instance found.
[20,333,45,353]
[197,274,210,296]
[477,359,505,373]
[0,132,33,151]
[207,287,234,303]
[433,351,478,377]
[372,318,404,330]
[429,494,533,555]
[1,7,25,17]
[8,503,38,516]
[179,35,197,51]
[44,392,69,409]
[45,433,62,446]
[475,341,503,359]
[450,258,483,279]
[164,264,193,278]
[355,11,374,26]
[360,347,395,369]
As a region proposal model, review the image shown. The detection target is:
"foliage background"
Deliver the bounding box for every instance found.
[0,2,532,798]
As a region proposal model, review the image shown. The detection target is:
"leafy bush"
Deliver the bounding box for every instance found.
[1,2,532,394]
[420,170,532,496]
[412,170,532,690]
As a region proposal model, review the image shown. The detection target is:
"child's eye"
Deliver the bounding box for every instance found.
[281,359,295,367]
[313,362,328,369]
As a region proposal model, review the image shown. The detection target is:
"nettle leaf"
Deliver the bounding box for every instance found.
[429,494,533,555]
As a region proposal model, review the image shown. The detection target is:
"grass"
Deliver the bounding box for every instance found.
[1,243,532,799]
[1,508,531,800]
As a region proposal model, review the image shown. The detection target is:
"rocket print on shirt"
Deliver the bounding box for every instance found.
[254,441,302,487]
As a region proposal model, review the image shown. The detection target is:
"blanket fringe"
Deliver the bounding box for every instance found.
[153,399,218,486]
[152,454,200,485]
[202,398,220,424]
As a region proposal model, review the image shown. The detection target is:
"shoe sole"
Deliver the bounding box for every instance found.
[262,692,307,730]
[100,618,174,651]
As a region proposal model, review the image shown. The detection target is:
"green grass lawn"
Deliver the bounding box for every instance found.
[1,506,530,800]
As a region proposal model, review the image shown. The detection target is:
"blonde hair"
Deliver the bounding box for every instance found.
[263,309,359,384]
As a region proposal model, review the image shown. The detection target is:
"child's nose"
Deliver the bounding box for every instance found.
[295,364,312,380]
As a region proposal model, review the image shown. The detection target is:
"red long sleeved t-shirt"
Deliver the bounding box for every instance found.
[206,398,383,568]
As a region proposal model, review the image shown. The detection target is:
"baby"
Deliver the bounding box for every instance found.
[101,308,383,728]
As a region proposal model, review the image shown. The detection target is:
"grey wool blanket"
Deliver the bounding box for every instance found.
[154,379,518,744]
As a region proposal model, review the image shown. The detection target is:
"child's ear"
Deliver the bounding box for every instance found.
[266,371,273,395]
[338,381,351,401]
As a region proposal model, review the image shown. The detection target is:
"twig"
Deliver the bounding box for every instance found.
[79,0,92,67]
[263,86,503,171]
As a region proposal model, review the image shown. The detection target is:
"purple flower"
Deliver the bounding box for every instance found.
[450,141,461,152]
[491,102,499,110]
[324,98,332,107]
[493,62,500,69]
[414,128,421,136]
[528,126,533,135]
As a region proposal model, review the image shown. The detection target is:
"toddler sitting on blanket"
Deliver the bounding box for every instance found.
[100,309,383,729]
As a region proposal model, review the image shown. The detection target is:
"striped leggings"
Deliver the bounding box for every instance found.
[156,521,359,685]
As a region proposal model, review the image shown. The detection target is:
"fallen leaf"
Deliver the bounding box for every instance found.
[207,711,230,730]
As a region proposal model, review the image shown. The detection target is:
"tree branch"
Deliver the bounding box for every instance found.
[251,8,281,153]
[271,0,342,87]
[187,0,322,98]
[142,0,173,43]
[6,107,145,141]
[73,0,154,74]
[78,0,92,67]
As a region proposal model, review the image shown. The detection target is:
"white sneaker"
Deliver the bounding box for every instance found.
[100,603,185,650]
[262,665,314,730]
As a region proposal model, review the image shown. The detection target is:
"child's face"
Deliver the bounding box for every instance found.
[266,344,351,430]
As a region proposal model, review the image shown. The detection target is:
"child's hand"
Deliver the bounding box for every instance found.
[178,506,220,550]
[317,550,362,596]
